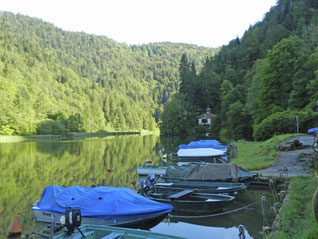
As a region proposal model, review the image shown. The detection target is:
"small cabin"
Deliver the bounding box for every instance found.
[197,106,213,126]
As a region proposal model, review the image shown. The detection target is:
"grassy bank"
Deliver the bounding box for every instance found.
[267,176,318,239]
[232,134,302,170]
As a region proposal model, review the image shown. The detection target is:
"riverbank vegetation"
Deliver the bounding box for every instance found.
[267,177,318,239]
[232,134,301,170]
[161,0,318,141]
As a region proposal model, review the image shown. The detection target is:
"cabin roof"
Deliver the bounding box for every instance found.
[197,112,213,119]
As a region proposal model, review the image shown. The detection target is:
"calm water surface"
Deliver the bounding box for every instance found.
[0,135,275,239]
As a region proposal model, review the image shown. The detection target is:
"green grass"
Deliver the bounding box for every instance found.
[266,177,318,239]
[232,134,302,170]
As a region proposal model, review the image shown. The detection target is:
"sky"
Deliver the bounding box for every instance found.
[0,0,277,48]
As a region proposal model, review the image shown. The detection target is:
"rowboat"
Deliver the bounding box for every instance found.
[154,180,248,195]
[145,189,235,214]
[32,185,172,230]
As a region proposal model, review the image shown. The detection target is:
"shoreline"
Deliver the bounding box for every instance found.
[0,130,157,143]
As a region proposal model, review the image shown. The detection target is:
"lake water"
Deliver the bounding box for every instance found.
[0,135,276,239]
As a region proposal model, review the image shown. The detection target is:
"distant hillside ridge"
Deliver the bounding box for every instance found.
[0,11,217,135]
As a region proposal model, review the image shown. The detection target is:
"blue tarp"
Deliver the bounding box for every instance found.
[33,185,172,220]
[179,140,228,150]
[179,144,228,150]
[189,140,220,145]
[308,128,318,134]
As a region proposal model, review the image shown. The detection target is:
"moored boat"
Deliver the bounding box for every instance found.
[139,172,248,195]
[137,165,168,177]
[164,163,257,182]
[177,148,226,166]
[177,140,230,165]
[32,185,172,230]
[32,223,186,239]
[154,180,248,195]
[146,189,235,214]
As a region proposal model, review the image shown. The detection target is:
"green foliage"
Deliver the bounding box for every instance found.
[162,0,318,140]
[160,93,200,135]
[0,12,216,135]
[253,110,318,141]
[267,177,318,239]
[3,0,318,140]
[37,119,66,135]
[0,125,14,136]
[232,134,300,170]
[225,101,253,140]
[257,36,306,122]
[209,114,222,140]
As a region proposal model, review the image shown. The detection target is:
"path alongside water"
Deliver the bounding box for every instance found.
[255,135,314,177]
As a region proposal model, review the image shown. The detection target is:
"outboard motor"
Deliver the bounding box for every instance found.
[138,173,156,196]
[64,207,83,236]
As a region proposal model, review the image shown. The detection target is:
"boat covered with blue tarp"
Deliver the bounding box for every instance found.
[179,140,228,151]
[179,144,228,150]
[32,185,172,229]
[308,127,318,135]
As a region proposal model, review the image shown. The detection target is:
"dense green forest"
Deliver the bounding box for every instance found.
[2,0,318,141]
[0,11,216,136]
[161,0,318,141]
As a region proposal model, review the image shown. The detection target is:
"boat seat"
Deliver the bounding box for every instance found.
[169,189,194,200]
[101,232,121,239]
[65,231,95,238]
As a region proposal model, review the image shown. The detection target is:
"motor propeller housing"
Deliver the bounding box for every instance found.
[64,207,82,235]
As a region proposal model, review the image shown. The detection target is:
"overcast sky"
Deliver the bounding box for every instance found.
[0,0,277,47]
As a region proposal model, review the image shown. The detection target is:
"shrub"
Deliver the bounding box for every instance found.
[253,110,318,141]
[0,125,15,135]
[37,119,65,135]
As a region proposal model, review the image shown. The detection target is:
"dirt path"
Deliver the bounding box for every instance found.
[255,135,315,177]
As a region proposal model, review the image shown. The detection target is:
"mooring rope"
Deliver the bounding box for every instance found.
[260,196,269,227]
[17,212,34,221]
[169,200,261,219]
[269,179,279,203]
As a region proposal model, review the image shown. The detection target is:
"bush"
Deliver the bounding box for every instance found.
[253,110,318,141]
[37,119,66,135]
[220,127,231,143]
[0,125,15,135]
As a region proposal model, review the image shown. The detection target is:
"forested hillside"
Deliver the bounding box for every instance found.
[161,0,318,141]
[0,12,216,136]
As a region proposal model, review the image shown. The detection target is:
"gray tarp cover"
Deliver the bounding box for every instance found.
[165,163,257,181]
[184,163,239,181]
[166,163,238,181]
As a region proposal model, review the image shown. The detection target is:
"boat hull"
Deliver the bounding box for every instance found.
[32,209,168,230]
[33,223,186,239]
[147,192,234,214]
[154,181,248,195]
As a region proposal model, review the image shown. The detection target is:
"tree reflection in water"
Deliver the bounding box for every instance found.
[0,135,161,237]
[0,135,275,239]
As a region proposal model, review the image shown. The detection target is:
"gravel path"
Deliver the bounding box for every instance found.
[255,136,315,177]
